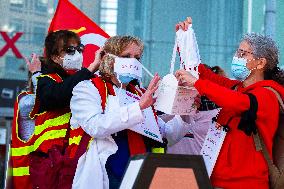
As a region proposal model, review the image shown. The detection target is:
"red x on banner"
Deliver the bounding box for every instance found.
[0,31,24,59]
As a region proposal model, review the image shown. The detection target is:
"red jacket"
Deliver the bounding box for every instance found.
[195,64,284,189]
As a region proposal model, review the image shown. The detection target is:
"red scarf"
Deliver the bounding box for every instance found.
[91,77,146,156]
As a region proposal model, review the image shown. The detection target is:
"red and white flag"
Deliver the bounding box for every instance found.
[48,0,110,67]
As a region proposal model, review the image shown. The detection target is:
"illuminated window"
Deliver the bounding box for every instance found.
[100,0,117,36]
[5,56,27,79]
[32,25,46,46]
[10,0,24,8]
[35,0,48,12]
[9,18,26,41]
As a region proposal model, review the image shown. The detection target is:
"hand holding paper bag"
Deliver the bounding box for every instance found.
[154,19,200,115]
[176,17,192,31]
[154,74,198,115]
[175,69,198,87]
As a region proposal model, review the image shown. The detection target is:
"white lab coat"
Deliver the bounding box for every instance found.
[70,80,193,189]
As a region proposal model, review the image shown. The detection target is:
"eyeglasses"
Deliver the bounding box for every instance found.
[64,44,84,55]
[235,48,254,58]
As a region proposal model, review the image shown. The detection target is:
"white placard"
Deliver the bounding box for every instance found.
[120,91,163,143]
[114,57,142,78]
[0,128,7,144]
[200,124,227,176]
[154,74,198,115]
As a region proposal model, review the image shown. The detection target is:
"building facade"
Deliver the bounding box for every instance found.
[117,0,244,84]
[243,0,284,67]
[0,1,100,187]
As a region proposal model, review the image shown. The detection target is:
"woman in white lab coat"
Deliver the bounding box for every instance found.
[70,36,193,189]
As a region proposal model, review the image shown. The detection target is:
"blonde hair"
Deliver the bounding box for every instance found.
[99,36,143,78]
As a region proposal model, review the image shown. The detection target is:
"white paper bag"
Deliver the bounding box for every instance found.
[154,25,201,115]
[154,74,198,115]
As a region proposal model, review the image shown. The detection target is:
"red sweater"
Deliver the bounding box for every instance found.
[195,64,284,189]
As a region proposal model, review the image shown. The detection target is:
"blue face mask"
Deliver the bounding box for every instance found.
[118,74,137,84]
[231,56,251,81]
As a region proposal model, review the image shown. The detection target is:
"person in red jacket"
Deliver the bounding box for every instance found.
[176,18,284,189]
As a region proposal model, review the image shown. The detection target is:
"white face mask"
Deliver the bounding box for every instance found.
[108,54,142,84]
[61,50,83,70]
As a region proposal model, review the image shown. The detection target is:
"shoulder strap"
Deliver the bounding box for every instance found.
[264,87,284,113]
[253,132,281,186]
[250,88,284,187]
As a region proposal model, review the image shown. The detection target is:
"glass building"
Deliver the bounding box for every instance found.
[118,0,244,84]
[243,0,284,65]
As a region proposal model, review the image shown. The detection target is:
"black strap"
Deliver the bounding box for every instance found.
[238,93,258,136]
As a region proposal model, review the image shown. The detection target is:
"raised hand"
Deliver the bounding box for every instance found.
[175,17,192,31]
[139,73,160,110]
[88,47,105,73]
[24,53,41,74]
[175,69,197,87]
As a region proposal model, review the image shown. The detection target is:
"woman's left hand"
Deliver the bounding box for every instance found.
[24,53,41,74]
[139,73,160,110]
[175,69,198,87]
[88,47,104,73]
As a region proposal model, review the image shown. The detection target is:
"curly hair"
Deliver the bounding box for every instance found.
[243,33,284,85]
[99,35,143,78]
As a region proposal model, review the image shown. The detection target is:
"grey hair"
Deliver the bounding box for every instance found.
[242,33,284,85]
[243,33,279,67]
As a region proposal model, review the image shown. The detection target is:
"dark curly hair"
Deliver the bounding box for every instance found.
[42,30,80,75]
[44,30,80,63]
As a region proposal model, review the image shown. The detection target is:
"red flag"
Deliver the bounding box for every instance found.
[48,0,109,67]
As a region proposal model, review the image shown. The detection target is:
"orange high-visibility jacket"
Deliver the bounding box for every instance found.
[10,74,87,189]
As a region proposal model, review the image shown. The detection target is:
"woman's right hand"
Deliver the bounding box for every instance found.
[175,17,192,31]
[87,47,104,73]
[139,73,160,110]
[175,69,198,87]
